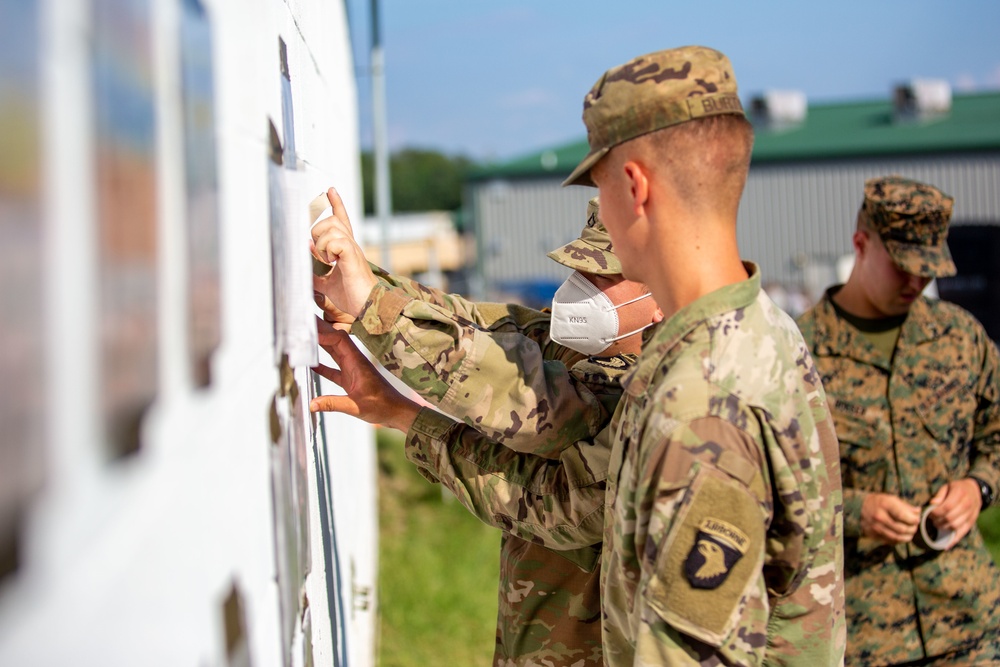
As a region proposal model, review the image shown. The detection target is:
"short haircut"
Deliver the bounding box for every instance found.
[627,114,755,217]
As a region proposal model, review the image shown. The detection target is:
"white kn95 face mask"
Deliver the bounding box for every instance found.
[549,271,653,356]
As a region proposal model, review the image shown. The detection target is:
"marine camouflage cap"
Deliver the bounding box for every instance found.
[563,45,745,187]
[546,197,621,275]
[860,175,956,278]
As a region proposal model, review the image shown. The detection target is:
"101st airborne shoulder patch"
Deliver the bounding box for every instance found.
[643,469,764,647]
[685,518,749,589]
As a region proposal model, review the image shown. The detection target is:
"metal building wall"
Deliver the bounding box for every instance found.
[469,179,594,300]
[470,153,1000,304]
[738,154,1000,296]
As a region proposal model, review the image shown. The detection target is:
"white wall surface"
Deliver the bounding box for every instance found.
[0,0,376,665]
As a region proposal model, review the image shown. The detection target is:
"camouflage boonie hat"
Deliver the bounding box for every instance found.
[563,45,745,187]
[860,175,956,278]
[546,197,621,275]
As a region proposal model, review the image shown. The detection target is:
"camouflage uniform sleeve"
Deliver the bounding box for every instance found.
[370,262,573,344]
[969,324,1000,500]
[404,407,608,554]
[629,416,770,665]
[632,415,843,666]
[370,262,493,314]
[350,282,608,456]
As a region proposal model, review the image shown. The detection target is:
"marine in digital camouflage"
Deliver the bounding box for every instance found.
[798,293,1000,665]
[350,204,631,666]
[563,45,744,187]
[858,175,957,279]
[406,264,848,667]
[797,176,1000,665]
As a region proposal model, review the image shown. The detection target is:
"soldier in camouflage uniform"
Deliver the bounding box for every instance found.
[315,45,847,666]
[796,176,1000,666]
[557,46,846,665]
[311,195,659,666]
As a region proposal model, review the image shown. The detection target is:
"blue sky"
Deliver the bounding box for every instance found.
[347,0,1000,162]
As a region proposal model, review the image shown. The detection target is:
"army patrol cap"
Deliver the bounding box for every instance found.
[563,45,745,187]
[547,197,621,275]
[860,175,956,278]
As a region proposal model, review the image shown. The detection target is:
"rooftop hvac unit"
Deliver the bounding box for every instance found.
[750,90,808,130]
[894,79,952,120]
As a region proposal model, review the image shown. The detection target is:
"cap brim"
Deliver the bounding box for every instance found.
[561,147,609,187]
[884,240,957,279]
[546,245,622,275]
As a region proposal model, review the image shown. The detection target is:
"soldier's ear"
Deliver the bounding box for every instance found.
[852,229,870,258]
[623,160,649,215]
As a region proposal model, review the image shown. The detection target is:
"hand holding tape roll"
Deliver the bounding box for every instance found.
[916,504,956,551]
[309,187,379,320]
[309,192,336,275]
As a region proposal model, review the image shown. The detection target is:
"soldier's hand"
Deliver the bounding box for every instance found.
[316,316,353,347]
[925,479,982,549]
[314,293,355,331]
[860,493,921,544]
[311,187,378,318]
[310,327,420,433]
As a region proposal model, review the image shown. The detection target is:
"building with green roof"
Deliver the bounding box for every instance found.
[464,87,1000,334]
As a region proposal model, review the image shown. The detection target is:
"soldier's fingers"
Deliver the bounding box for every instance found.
[309,239,325,264]
[885,500,921,526]
[931,482,977,523]
[319,327,354,351]
[878,523,917,544]
[310,209,354,245]
[310,217,337,243]
[321,332,370,376]
[312,363,344,387]
[314,214,352,238]
[326,187,354,235]
[309,394,357,416]
[314,227,358,266]
[948,521,975,547]
[929,484,950,507]
[316,314,337,333]
[936,503,977,532]
[317,318,353,343]
[931,502,961,527]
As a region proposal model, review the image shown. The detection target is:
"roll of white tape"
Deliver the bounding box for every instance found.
[919,505,955,551]
[310,192,336,274]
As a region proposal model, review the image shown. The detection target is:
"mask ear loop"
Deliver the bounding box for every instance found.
[602,291,652,312]
[603,319,656,345]
[569,271,652,312]
[599,292,654,345]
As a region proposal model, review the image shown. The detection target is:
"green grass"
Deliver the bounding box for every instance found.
[979,506,1000,564]
[376,428,501,667]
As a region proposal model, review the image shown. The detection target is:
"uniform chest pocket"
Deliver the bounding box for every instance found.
[914,374,975,450]
[831,402,889,492]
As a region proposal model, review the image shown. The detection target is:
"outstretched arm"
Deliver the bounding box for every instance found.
[309,187,610,455]
[310,329,420,434]
[311,328,606,553]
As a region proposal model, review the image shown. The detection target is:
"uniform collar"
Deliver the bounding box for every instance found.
[809,288,947,369]
[899,295,949,346]
[623,261,761,397]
